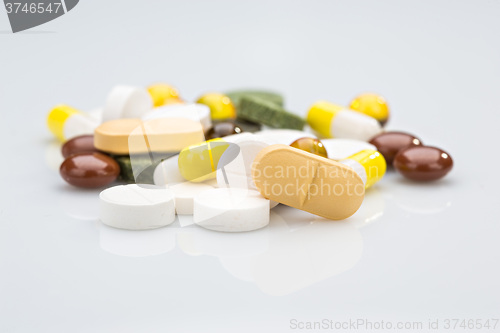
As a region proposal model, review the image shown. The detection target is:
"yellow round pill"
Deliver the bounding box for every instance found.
[47,105,80,141]
[349,93,390,126]
[196,93,236,121]
[147,83,182,107]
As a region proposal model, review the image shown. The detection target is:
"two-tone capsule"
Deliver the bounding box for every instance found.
[307,101,382,141]
[340,149,386,189]
[47,105,99,142]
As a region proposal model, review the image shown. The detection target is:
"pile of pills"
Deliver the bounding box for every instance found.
[48,85,454,232]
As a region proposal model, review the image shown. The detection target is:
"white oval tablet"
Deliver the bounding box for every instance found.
[99,184,175,230]
[142,103,212,131]
[102,85,153,122]
[194,188,270,232]
[171,182,214,215]
[321,138,377,160]
[255,129,316,145]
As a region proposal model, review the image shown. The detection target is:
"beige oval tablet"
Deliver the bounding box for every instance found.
[94,118,205,155]
[251,145,365,220]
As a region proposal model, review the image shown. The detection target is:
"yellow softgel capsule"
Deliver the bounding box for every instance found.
[349,93,390,126]
[196,93,236,120]
[178,138,230,182]
[340,149,386,189]
[147,83,182,107]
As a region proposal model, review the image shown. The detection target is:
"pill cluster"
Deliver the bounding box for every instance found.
[48,85,453,232]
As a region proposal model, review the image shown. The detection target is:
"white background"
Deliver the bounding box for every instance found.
[1,1,499,332]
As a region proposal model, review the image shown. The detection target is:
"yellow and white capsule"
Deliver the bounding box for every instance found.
[307,101,382,141]
[340,149,386,189]
[47,105,99,142]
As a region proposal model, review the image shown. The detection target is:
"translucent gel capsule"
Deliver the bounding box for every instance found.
[196,93,236,120]
[290,137,328,158]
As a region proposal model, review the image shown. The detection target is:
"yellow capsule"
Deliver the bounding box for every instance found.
[178,138,230,182]
[349,93,390,126]
[196,93,236,120]
[307,100,382,141]
[340,149,386,189]
[147,83,182,107]
[47,105,81,141]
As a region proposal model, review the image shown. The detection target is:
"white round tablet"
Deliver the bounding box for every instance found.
[194,188,270,232]
[255,129,316,145]
[99,184,175,230]
[102,85,153,122]
[170,182,214,215]
[321,138,377,160]
[142,103,212,131]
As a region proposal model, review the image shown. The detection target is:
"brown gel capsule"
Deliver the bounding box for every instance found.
[369,131,422,165]
[205,121,242,139]
[61,135,99,158]
[394,146,453,181]
[60,152,120,188]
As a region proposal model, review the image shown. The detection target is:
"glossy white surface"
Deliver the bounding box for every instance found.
[1,0,499,332]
